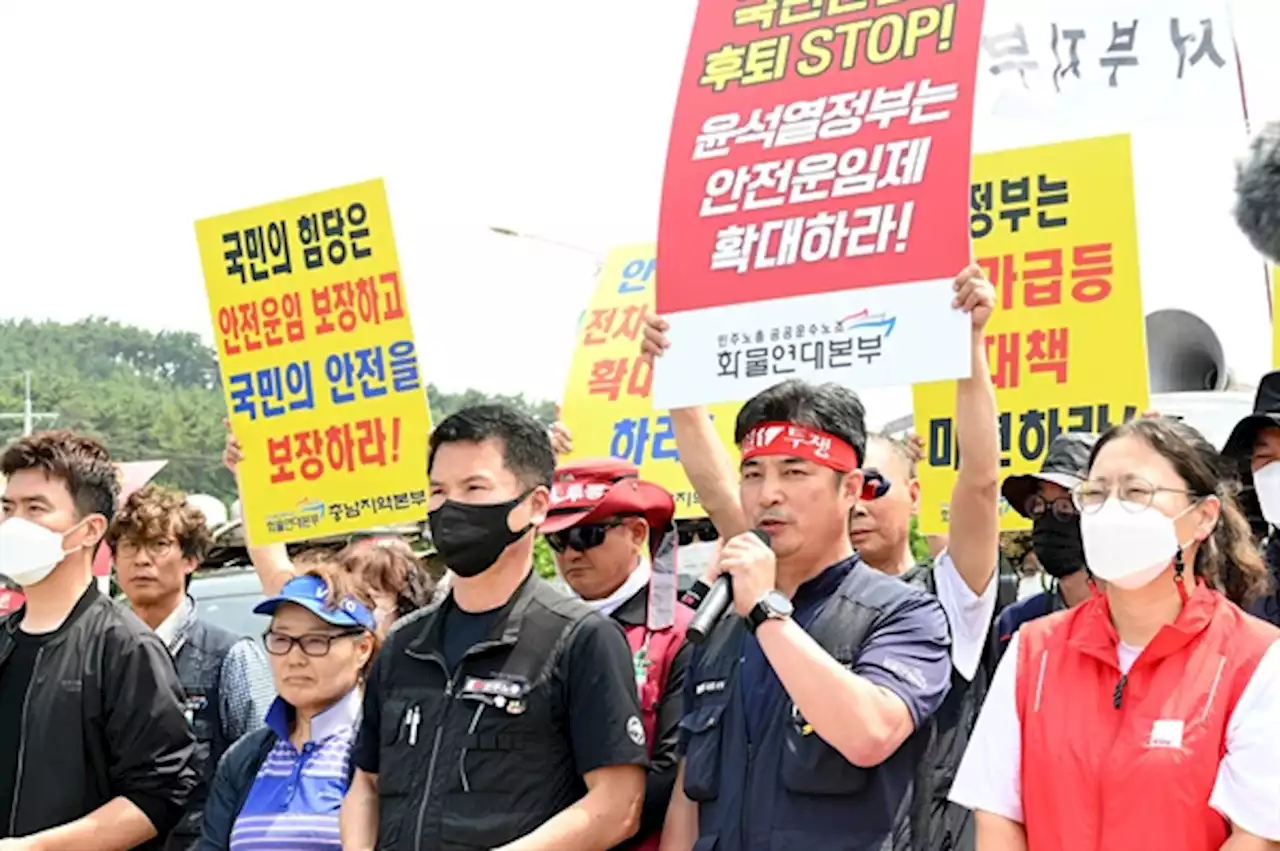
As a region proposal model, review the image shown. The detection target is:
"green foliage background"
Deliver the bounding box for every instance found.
[533,536,557,579]
[908,516,930,564]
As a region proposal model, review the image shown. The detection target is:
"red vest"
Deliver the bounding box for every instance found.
[622,603,692,851]
[1015,585,1279,851]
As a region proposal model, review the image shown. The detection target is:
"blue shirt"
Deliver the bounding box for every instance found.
[737,557,951,740]
[677,556,953,848]
[229,688,360,851]
[682,556,953,748]
[738,557,850,741]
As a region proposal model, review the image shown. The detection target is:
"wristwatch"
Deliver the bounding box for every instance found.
[746,590,794,634]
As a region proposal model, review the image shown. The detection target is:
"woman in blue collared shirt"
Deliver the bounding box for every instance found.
[199,564,379,851]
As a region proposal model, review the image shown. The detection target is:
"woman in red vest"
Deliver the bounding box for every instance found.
[540,458,693,851]
[950,418,1280,851]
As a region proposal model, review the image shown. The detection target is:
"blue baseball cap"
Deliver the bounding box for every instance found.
[254,573,376,632]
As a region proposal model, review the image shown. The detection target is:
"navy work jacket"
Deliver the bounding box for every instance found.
[680,557,952,851]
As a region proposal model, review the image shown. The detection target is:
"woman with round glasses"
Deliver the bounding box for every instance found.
[199,564,379,850]
[951,418,1280,850]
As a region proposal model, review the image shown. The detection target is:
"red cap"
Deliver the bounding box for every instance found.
[540,458,676,535]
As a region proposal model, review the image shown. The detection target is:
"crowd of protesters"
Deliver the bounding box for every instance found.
[0,266,1278,850]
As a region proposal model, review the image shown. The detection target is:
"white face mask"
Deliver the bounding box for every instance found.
[1080,499,1190,591]
[0,517,82,588]
[678,541,719,582]
[1253,461,1280,528]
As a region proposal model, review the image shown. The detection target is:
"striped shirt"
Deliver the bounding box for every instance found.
[229,688,361,851]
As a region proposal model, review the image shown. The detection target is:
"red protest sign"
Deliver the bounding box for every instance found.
[654,0,985,408]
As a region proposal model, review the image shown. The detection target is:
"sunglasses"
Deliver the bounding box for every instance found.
[546,518,627,553]
[861,469,891,501]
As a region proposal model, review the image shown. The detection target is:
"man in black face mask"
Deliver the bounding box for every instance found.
[991,432,1097,662]
[341,404,648,851]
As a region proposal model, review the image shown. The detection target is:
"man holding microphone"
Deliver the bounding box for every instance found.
[648,267,1003,850]
[660,377,952,850]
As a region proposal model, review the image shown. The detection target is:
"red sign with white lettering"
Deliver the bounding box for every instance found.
[658,0,984,314]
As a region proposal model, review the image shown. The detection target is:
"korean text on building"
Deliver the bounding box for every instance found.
[653,0,987,409]
[559,245,742,519]
[912,134,1149,533]
[195,179,431,545]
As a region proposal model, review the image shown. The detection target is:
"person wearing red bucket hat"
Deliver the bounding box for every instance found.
[541,459,692,851]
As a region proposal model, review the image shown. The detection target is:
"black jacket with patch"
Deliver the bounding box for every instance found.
[354,573,648,850]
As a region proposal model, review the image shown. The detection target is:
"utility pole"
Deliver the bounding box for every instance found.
[0,373,58,436]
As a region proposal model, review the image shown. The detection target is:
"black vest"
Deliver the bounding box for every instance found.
[375,577,604,850]
[685,561,938,851]
[166,618,241,850]
[899,563,1014,851]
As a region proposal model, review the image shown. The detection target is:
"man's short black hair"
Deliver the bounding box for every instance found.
[734,379,868,466]
[429,404,555,489]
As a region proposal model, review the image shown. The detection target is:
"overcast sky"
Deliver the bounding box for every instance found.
[2,1,1278,429]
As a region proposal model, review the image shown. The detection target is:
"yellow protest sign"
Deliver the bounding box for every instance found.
[196,179,431,545]
[559,244,741,518]
[1272,267,1280,368]
[913,135,1149,534]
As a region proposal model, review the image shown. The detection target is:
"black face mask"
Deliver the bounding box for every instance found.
[428,490,534,579]
[1031,514,1085,579]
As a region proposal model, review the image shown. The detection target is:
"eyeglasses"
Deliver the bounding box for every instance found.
[116,539,176,559]
[546,518,626,553]
[1024,494,1077,521]
[1072,479,1198,514]
[263,629,365,657]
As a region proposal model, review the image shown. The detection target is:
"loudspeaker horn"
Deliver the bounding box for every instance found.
[1145,309,1234,393]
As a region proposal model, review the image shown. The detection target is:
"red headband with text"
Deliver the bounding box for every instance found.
[740,422,860,472]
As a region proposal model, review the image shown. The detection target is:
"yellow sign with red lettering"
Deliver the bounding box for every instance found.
[559,245,742,519]
[196,179,431,546]
[913,135,1150,534]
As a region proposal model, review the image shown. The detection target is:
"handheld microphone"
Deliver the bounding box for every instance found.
[686,528,771,645]
[1234,121,1280,263]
